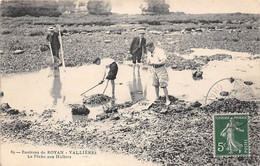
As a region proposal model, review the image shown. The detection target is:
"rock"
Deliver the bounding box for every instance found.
[220,91,229,96]
[195,28,203,32]
[0,103,11,112]
[0,50,3,54]
[105,31,111,34]
[96,113,110,121]
[70,104,90,115]
[7,108,19,115]
[110,115,120,120]
[244,81,253,86]
[83,94,111,105]
[192,70,203,79]
[41,109,55,119]
[104,40,111,43]
[1,30,12,35]
[149,30,162,35]
[229,77,235,83]
[14,50,25,54]
[40,44,49,52]
[166,164,175,166]
[191,101,202,107]
[104,107,118,113]
[12,120,31,131]
[136,27,146,30]
[0,91,4,97]
[171,64,178,69]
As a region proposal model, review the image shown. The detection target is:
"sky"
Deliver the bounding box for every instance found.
[0,0,259,14]
[110,0,260,14]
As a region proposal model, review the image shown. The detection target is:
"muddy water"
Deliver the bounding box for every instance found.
[1,49,259,120]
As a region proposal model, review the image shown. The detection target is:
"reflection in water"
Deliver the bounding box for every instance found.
[128,65,147,101]
[50,68,62,107]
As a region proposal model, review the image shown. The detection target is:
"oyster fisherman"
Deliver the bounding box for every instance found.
[129,30,147,65]
[146,42,170,105]
[93,58,118,98]
[46,26,62,66]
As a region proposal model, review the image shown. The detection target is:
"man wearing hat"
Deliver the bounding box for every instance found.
[129,30,147,65]
[46,26,61,65]
[146,42,170,105]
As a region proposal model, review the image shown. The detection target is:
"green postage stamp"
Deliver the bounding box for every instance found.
[213,114,249,156]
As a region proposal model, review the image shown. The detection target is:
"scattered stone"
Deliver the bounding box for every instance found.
[229,77,235,83]
[96,113,110,121]
[149,30,162,35]
[6,120,31,131]
[171,65,178,69]
[40,44,49,52]
[244,81,253,86]
[70,104,90,115]
[40,109,55,119]
[104,107,118,114]
[0,103,11,112]
[192,70,203,79]
[0,91,4,97]
[6,108,19,115]
[191,101,202,107]
[83,94,111,105]
[220,91,229,96]
[110,115,120,120]
[104,40,111,43]
[1,30,12,35]
[14,50,25,54]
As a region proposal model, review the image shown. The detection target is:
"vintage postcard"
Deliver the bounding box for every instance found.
[0,0,259,165]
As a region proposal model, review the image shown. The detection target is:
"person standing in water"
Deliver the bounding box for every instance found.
[130,30,147,65]
[146,42,170,105]
[93,57,118,99]
[46,26,61,67]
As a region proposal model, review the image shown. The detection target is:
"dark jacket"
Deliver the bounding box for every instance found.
[46,32,60,49]
[130,37,146,55]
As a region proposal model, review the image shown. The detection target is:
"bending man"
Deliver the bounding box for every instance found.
[93,57,118,98]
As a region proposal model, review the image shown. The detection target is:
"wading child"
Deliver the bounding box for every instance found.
[93,58,118,99]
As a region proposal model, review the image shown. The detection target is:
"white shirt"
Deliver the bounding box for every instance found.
[147,47,167,65]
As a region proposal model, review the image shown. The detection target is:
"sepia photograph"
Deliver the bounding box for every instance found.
[0,0,259,165]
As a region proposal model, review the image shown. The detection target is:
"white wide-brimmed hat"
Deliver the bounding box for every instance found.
[48,26,55,31]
